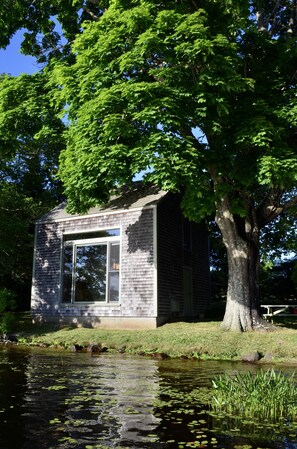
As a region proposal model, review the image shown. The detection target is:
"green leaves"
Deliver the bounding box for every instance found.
[53,1,245,211]
[49,0,297,223]
[0,1,295,220]
[0,0,102,63]
[0,71,65,307]
[258,155,297,187]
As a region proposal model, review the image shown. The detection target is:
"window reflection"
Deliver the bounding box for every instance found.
[62,230,120,303]
[75,245,107,302]
[109,244,120,302]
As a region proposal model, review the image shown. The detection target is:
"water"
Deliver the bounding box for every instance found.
[0,346,296,449]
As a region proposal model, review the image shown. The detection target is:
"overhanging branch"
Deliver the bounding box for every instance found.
[82,6,100,21]
[282,194,297,212]
[257,188,297,227]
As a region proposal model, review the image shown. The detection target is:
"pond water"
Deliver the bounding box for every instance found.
[0,346,297,449]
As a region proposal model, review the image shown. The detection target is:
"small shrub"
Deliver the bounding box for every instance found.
[211,369,297,422]
[0,288,17,335]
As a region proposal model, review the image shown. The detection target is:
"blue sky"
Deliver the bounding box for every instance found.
[0,30,39,76]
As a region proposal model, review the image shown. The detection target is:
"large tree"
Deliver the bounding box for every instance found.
[0,73,65,306]
[52,0,297,331]
[1,1,297,330]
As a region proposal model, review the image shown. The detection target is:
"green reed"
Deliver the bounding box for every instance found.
[211,369,297,422]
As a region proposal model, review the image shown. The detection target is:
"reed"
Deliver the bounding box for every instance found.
[211,369,297,422]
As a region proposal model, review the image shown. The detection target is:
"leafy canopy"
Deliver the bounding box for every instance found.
[49,0,297,222]
[0,73,65,304]
[0,0,109,64]
[0,73,65,195]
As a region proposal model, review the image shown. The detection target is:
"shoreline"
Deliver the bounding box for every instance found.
[4,315,297,364]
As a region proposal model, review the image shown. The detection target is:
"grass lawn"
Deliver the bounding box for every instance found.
[8,312,297,363]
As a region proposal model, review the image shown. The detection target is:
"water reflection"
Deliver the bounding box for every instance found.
[0,347,297,449]
[0,347,30,449]
[0,348,163,449]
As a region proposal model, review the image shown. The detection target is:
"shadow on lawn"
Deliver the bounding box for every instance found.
[12,311,297,342]
[13,312,68,339]
[265,317,297,330]
[206,300,297,330]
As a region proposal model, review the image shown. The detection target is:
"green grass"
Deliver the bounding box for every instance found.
[9,312,297,362]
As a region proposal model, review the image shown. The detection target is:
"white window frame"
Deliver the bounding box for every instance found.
[61,230,120,304]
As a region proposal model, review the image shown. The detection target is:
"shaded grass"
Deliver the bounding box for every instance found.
[10,313,297,362]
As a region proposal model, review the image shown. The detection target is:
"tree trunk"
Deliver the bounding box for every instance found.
[215,196,267,331]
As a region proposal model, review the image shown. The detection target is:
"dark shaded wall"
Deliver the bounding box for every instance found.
[157,194,183,318]
[191,221,211,316]
[157,194,210,320]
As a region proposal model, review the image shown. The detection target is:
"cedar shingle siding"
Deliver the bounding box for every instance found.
[31,185,210,329]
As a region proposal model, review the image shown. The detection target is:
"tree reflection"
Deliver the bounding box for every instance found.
[75,244,107,301]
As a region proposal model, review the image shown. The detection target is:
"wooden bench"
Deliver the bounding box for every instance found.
[262,304,297,322]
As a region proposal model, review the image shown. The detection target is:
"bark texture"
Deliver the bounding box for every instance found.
[215,196,267,331]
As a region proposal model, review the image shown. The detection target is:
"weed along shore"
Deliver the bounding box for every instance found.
[5,314,297,363]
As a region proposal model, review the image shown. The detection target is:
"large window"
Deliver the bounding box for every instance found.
[62,229,120,303]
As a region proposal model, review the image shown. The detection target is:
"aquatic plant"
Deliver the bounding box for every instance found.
[211,369,297,422]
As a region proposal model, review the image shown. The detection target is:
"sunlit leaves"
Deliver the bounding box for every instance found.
[49,0,297,227]
[258,154,297,187]
[53,1,252,212]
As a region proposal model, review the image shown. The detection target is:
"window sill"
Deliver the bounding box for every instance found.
[60,302,121,307]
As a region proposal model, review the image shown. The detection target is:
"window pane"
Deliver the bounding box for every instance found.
[62,244,73,303]
[110,243,120,271]
[108,243,120,302]
[64,229,120,242]
[109,272,119,302]
[106,229,120,237]
[75,244,107,302]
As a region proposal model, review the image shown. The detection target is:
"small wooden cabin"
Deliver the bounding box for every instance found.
[31,184,210,329]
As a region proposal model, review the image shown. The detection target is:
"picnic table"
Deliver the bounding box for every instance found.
[262,304,297,321]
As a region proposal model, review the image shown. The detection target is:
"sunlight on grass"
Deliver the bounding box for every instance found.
[11,313,297,361]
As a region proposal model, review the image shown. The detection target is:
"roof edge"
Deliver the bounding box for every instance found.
[37,183,169,224]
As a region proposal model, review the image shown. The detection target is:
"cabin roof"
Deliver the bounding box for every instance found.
[38,183,168,223]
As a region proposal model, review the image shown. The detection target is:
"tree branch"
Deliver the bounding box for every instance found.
[257,188,297,227]
[257,188,283,226]
[288,0,297,36]
[256,8,267,33]
[82,5,100,21]
[190,0,200,10]
[282,193,297,212]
